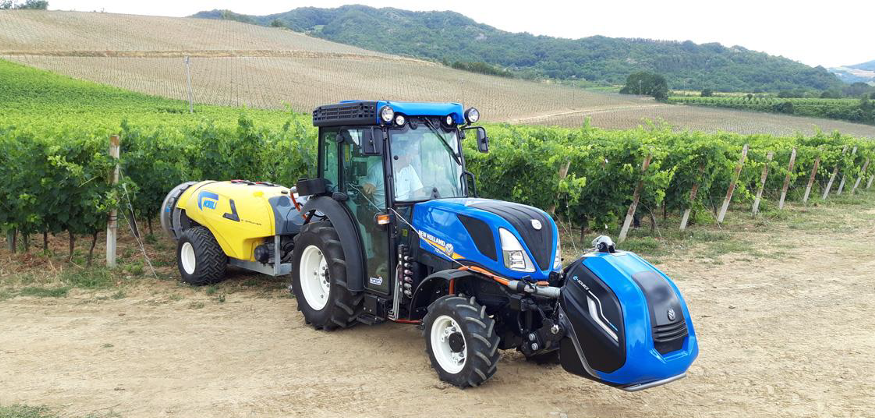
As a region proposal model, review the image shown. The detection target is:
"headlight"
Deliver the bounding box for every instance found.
[379,105,394,123]
[554,239,562,270]
[499,228,535,272]
[394,114,405,126]
[464,107,480,124]
[445,115,454,126]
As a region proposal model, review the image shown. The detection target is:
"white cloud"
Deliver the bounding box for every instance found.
[47,0,875,67]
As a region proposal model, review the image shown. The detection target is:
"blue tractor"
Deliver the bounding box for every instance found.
[162,100,698,390]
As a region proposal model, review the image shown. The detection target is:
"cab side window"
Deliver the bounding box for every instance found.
[320,129,339,191]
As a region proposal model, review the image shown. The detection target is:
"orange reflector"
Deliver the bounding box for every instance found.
[376,214,391,225]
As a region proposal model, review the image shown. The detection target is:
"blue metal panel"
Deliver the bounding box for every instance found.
[581,252,698,385]
[411,198,557,281]
[340,100,466,124]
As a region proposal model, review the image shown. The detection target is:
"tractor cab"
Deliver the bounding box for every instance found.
[306,101,487,298]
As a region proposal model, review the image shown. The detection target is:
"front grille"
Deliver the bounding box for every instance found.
[653,320,687,354]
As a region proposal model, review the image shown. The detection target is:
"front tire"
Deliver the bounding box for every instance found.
[177,226,227,285]
[290,221,362,330]
[424,295,501,388]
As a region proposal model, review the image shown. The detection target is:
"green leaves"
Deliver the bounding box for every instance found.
[464,123,873,231]
[1,52,873,238]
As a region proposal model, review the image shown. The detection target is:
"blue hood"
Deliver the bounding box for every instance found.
[412,198,559,280]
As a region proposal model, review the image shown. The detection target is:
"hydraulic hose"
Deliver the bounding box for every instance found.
[459,266,562,299]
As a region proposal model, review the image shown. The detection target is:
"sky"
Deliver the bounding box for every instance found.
[48,0,874,68]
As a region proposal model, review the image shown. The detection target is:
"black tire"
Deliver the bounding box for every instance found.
[177,226,227,285]
[423,295,501,388]
[290,221,363,330]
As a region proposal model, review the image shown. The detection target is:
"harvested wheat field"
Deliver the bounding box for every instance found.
[0,10,873,138]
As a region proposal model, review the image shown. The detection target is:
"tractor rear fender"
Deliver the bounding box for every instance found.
[410,269,479,320]
[301,196,365,292]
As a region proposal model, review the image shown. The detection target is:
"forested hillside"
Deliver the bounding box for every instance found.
[193,5,845,92]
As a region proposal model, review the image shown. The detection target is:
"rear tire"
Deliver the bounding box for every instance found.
[290,221,362,330]
[424,295,501,388]
[177,226,227,285]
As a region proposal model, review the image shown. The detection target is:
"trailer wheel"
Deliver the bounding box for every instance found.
[424,295,501,388]
[291,221,362,330]
[177,226,227,285]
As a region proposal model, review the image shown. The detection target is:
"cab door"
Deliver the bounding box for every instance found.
[338,128,391,294]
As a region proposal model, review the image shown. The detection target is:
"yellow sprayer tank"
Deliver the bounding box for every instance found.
[161,180,306,261]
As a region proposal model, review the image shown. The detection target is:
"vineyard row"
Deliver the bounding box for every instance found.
[1,116,873,257]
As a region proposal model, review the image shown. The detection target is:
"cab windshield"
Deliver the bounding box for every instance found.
[389,119,465,202]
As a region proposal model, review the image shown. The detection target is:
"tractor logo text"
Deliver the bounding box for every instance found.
[198,191,219,210]
[418,230,456,257]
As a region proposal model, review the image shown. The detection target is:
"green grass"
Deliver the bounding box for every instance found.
[0,405,55,418]
[702,240,754,258]
[0,405,120,418]
[18,286,70,298]
[61,268,115,290]
[0,59,303,129]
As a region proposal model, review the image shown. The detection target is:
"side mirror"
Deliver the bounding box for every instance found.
[360,127,384,156]
[474,127,489,153]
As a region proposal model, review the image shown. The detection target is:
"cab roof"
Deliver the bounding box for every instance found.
[313,100,465,127]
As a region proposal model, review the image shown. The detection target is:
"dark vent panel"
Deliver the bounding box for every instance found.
[458,215,497,261]
[313,101,378,127]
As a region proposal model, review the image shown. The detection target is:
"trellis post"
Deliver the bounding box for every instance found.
[802,154,821,203]
[822,146,848,200]
[752,152,773,215]
[836,146,857,195]
[777,148,796,210]
[717,144,748,223]
[547,160,572,216]
[5,229,15,253]
[852,158,870,195]
[680,164,705,231]
[106,135,120,268]
[618,153,652,243]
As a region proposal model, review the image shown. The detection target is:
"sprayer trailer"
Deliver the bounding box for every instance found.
[161,101,698,390]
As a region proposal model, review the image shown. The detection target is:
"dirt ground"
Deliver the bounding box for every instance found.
[0,198,873,418]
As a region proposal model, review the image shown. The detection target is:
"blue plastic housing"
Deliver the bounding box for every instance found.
[411,198,559,280]
[575,251,699,386]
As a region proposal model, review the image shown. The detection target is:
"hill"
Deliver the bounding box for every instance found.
[847,60,875,72]
[830,60,875,85]
[1,11,872,138]
[192,5,845,93]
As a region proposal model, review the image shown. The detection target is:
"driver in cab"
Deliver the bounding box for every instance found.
[362,138,426,205]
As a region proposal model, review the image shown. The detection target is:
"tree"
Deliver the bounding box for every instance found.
[270,19,285,28]
[773,101,794,114]
[1,0,48,8]
[820,89,842,99]
[619,72,669,101]
[843,82,875,98]
[700,88,713,97]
